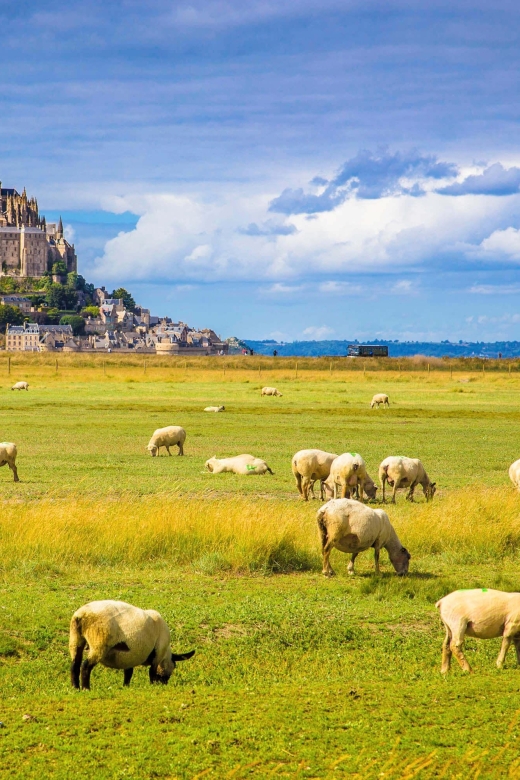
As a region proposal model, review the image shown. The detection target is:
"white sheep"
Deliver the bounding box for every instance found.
[436,589,520,673]
[317,498,410,576]
[261,387,283,397]
[509,459,520,491]
[205,454,273,475]
[69,600,195,689]
[291,449,338,501]
[147,425,186,456]
[11,381,29,391]
[324,452,374,502]
[0,442,19,482]
[370,393,389,408]
[378,456,436,503]
[204,406,225,412]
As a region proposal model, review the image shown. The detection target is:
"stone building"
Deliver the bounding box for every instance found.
[6,322,73,352]
[0,181,77,278]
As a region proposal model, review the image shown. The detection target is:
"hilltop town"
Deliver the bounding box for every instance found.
[0,181,231,354]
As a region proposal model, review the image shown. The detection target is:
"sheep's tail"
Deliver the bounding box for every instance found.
[266,465,274,475]
[317,507,328,550]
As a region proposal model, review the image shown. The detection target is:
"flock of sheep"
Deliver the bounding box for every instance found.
[5,382,520,681]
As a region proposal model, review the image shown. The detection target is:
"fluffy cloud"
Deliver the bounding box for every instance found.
[437,163,520,196]
[318,281,363,294]
[469,283,520,294]
[238,220,297,237]
[467,227,520,262]
[268,148,458,215]
[302,325,335,339]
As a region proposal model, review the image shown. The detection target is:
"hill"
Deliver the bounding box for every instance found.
[243,338,520,358]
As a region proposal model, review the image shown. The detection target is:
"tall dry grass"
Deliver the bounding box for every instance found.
[1,487,520,574]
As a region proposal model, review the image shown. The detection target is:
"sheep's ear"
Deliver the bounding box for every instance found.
[172,650,195,662]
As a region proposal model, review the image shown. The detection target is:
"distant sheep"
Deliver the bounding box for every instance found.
[370,393,389,408]
[11,381,29,391]
[436,589,520,673]
[324,452,373,502]
[378,456,436,503]
[69,600,195,690]
[0,442,19,482]
[261,387,282,397]
[205,454,273,475]
[147,426,186,457]
[317,498,410,577]
[292,448,338,501]
[204,406,225,412]
[509,459,520,491]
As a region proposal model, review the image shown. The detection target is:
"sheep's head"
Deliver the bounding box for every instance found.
[391,546,411,576]
[323,477,335,499]
[205,457,217,472]
[424,482,437,501]
[147,444,158,457]
[365,482,378,500]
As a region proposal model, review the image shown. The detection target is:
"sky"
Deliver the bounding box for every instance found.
[3,0,520,342]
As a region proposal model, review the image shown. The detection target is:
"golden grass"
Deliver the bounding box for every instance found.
[1,487,519,574]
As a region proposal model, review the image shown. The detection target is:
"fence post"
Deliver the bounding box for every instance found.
[55,358,58,373]
[483,362,485,374]
[509,363,512,375]
[295,361,298,379]
[7,356,10,375]
[329,360,332,375]
[428,363,430,374]
[363,362,366,376]
[450,367,453,379]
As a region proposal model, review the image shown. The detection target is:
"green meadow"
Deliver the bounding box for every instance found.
[1,356,520,779]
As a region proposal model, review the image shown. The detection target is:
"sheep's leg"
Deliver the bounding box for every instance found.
[70,644,85,689]
[497,635,512,669]
[340,483,348,499]
[166,445,172,456]
[123,668,134,686]
[321,541,335,577]
[373,546,380,575]
[9,462,19,483]
[391,479,400,504]
[381,476,387,503]
[357,478,365,504]
[513,635,520,665]
[178,442,184,456]
[302,477,311,501]
[320,480,325,501]
[80,659,96,690]
[406,480,417,502]
[347,552,358,575]
[441,626,452,673]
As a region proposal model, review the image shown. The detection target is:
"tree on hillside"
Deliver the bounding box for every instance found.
[45,283,78,311]
[59,315,85,336]
[52,260,68,277]
[81,306,99,318]
[0,305,25,333]
[111,287,136,311]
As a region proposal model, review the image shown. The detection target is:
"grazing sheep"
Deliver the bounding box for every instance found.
[317,498,410,577]
[509,459,520,491]
[261,387,283,397]
[204,406,225,412]
[370,393,389,408]
[0,442,19,482]
[323,452,370,503]
[292,449,338,501]
[147,426,186,457]
[436,589,520,673]
[378,456,436,503]
[69,600,195,690]
[11,381,29,391]
[205,454,273,475]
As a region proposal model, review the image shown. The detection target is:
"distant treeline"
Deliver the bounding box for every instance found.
[243,339,520,358]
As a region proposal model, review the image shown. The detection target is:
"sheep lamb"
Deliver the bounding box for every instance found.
[436,588,520,673]
[261,387,282,396]
[378,456,436,503]
[323,452,376,503]
[317,498,410,577]
[205,454,273,475]
[204,406,225,412]
[292,449,338,501]
[11,381,29,391]
[147,425,186,456]
[370,393,389,408]
[509,459,520,491]
[69,600,195,689]
[0,442,19,482]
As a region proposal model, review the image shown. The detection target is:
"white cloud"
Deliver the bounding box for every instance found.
[302,325,335,339]
[469,283,520,294]
[64,224,75,242]
[319,281,362,294]
[466,226,520,262]
[259,283,305,295]
[391,280,416,294]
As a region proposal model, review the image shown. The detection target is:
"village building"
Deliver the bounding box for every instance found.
[0,294,32,313]
[6,322,73,352]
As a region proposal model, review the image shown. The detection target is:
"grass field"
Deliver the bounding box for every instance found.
[1,357,520,778]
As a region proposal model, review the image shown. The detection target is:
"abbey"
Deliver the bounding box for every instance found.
[0,182,77,278]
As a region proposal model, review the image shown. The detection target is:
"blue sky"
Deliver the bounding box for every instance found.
[3,0,520,341]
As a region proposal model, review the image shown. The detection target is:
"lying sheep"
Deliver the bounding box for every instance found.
[370,393,389,408]
[0,442,19,482]
[69,600,195,690]
[205,454,273,475]
[204,406,225,412]
[11,381,29,391]
[436,589,520,673]
[147,425,186,456]
[292,449,338,501]
[317,499,410,576]
[261,386,282,397]
[324,452,374,503]
[509,459,520,491]
[378,456,436,503]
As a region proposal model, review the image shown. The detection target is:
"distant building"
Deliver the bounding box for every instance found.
[347,344,389,357]
[6,322,73,352]
[0,295,31,313]
[0,181,77,278]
